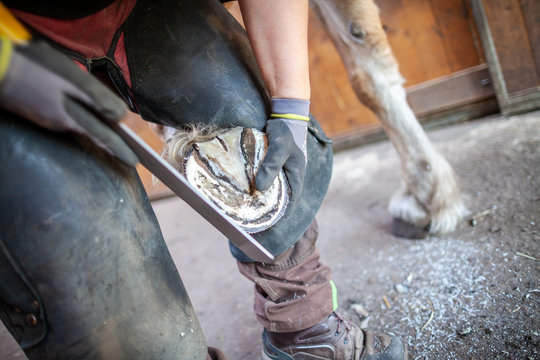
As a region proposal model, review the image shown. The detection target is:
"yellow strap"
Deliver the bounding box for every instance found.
[271,113,310,122]
[0,36,13,81]
[0,2,31,44]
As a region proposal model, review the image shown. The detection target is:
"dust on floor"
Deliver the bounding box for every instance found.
[319,112,539,360]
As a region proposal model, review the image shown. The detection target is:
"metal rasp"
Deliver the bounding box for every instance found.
[111,122,275,263]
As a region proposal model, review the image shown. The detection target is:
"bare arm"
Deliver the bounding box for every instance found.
[238,0,310,100]
[237,0,311,206]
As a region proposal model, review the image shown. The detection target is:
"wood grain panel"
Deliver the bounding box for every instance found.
[407,64,494,116]
[377,0,452,85]
[428,0,483,72]
[482,0,540,94]
[520,0,540,77]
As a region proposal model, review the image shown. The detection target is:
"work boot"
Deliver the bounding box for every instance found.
[261,312,407,360]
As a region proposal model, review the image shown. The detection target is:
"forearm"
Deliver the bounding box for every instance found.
[238,0,310,100]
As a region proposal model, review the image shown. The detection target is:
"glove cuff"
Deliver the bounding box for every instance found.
[270,98,310,122]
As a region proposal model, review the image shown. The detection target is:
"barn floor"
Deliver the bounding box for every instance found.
[1,110,539,359]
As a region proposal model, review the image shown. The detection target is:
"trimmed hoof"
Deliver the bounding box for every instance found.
[391,217,430,239]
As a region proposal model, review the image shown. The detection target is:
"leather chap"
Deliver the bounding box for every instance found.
[0,111,207,359]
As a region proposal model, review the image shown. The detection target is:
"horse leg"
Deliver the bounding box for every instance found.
[309,0,467,237]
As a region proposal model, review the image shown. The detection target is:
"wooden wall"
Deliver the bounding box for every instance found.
[481,0,539,94]
[308,0,486,139]
[471,0,540,115]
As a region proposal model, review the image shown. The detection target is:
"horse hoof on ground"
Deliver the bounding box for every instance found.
[391,217,430,239]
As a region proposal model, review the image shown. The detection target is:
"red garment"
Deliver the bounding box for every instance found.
[10,0,136,85]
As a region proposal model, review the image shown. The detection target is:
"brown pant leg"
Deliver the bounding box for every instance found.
[237,221,335,332]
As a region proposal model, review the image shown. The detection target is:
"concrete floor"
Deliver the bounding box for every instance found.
[1,111,539,359]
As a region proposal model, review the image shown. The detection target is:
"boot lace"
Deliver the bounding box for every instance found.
[333,311,353,343]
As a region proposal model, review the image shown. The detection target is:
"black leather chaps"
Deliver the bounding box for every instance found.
[0,111,207,359]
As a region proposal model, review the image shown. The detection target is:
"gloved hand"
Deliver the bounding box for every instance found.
[0,36,137,166]
[255,98,310,208]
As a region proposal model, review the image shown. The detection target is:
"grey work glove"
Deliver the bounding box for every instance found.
[0,36,137,166]
[255,98,310,208]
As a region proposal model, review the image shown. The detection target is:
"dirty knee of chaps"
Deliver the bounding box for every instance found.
[123,0,333,260]
[0,111,207,360]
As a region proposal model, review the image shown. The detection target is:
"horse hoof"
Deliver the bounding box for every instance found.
[391,218,430,239]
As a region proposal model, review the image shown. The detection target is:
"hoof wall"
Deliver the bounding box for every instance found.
[391,218,430,239]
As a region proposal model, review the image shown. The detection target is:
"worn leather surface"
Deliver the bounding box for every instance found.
[0,111,207,359]
[124,0,333,260]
